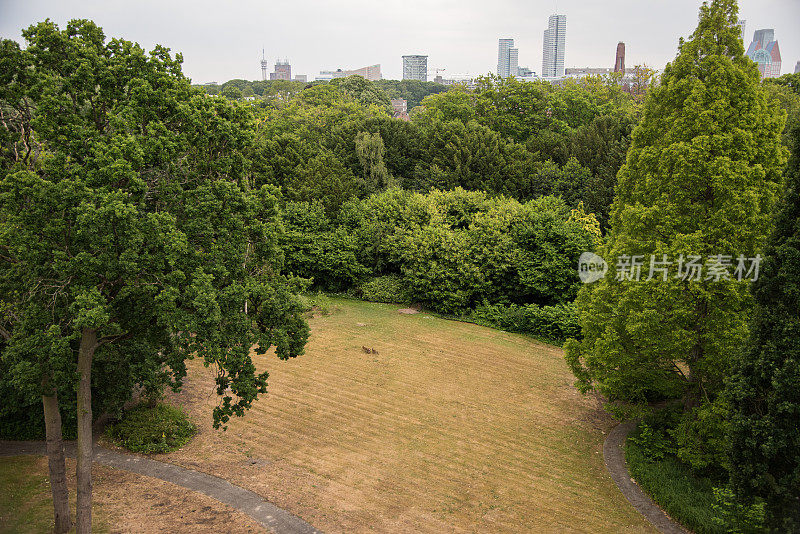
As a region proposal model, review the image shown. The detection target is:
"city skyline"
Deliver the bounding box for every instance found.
[1,0,798,83]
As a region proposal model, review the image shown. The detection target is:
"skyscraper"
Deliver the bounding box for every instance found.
[497,39,518,78]
[746,29,782,78]
[614,42,625,73]
[737,20,746,43]
[795,61,800,74]
[402,55,428,81]
[542,14,566,78]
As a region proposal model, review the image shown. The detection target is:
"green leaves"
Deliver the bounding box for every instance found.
[0,19,309,434]
[566,0,788,405]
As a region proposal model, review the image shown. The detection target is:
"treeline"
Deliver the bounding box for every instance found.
[282,189,598,341]
[252,73,642,229]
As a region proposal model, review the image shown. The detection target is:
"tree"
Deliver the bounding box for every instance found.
[565,0,787,408]
[0,20,308,533]
[727,121,800,531]
[355,131,392,193]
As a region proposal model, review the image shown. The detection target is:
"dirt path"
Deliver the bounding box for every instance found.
[603,422,688,534]
[0,440,322,534]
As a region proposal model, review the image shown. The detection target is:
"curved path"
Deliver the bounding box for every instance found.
[0,440,322,534]
[603,422,688,534]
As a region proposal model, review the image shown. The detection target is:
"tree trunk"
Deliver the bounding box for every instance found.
[42,382,71,534]
[76,328,97,534]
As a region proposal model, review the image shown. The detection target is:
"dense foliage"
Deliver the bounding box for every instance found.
[106,403,197,454]
[727,116,800,531]
[565,0,787,412]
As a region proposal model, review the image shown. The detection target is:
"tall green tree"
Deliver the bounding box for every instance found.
[727,121,800,531]
[0,20,308,533]
[565,0,787,408]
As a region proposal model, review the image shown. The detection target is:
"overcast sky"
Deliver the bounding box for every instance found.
[1,0,798,83]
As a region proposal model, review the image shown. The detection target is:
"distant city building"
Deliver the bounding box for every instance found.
[390,98,410,120]
[542,14,567,78]
[270,59,291,81]
[316,64,382,81]
[746,29,782,78]
[497,39,519,79]
[260,49,269,81]
[795,60,800,74]
[614,42,625,72]
[293,75,307,82]
[517,66,534,77]
[390,99,407,114]
[402,55,428,81]
[737,20,746,43]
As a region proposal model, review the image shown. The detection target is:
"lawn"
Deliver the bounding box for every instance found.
[0,455,263,533]
[157,298,654,533]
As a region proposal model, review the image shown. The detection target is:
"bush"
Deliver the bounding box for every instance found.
[626,423,724,534]
[106,403,196,454]
[711,486,766,534]
[356,275,410,304]
[629,422,673,461]
[471,302,580,343]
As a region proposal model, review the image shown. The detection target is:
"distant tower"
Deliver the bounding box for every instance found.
[260,49,269,81]
[497,38,518,78]
[542,14,566,78]
[795,60,799,74]
[402,55,428,81]
[737,20,746,43]
[614,42,625,72]
[746,29,782,79]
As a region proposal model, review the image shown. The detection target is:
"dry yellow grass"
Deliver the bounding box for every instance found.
[0,455,264,534]
[159,298,655,533]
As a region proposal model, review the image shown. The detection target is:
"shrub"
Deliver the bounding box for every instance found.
[626,423,724,534]
[711,486,766,534]
[629,422,673,461]
[106,403,196,454]
[356,275,410,304]
[471,302,580,343]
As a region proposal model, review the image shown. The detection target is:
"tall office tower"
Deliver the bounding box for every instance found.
[509,47,519,77]
[795,61,800,74]
[746,29,782,78]
[497,39,518,78]
[542,14,566,78]
[270,60,292,80]
[737,20,746,43]
[260,49,269,81]
[614,42,625,72]
[402,55,428,81]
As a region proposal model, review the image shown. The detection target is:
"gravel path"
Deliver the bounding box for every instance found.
[603,421,689,534]
[0,440,322,534]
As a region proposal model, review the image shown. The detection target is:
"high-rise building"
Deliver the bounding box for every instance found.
[795,61,800,74]
[402,55,428,81]
[746,29,782,78]
[542,14,566,78]
[497,39,518,78]
[270,59,291,81]
[614,42,625,73]
[260,49,269,81]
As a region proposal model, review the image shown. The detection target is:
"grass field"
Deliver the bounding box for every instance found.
[0,455,263,533]
[154,298,654,533]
